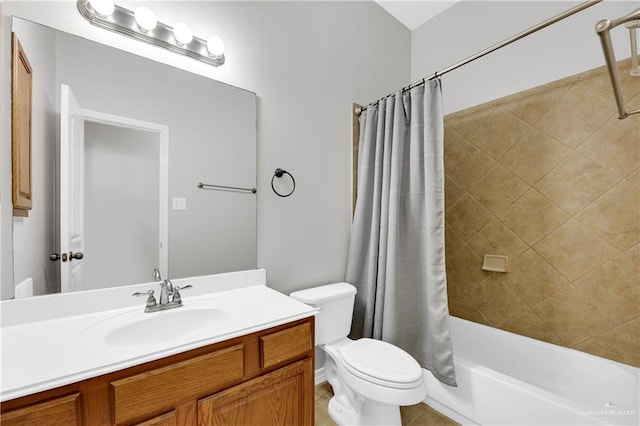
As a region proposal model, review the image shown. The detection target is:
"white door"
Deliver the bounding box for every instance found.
[60,84,85,292]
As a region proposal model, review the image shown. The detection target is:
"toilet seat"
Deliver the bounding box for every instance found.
[339,338,423,389]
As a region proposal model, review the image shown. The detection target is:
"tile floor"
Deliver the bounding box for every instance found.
[315,382,460,426]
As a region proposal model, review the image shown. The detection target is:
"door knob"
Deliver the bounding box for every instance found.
[49,253,60,261]
[69,252,84,261]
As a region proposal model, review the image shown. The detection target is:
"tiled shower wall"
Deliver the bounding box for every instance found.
[444,60,639,367]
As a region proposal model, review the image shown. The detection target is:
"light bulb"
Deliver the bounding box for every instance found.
[206,36,225,57]
[173,22,193,45]
[135,7,157,32]
[88,0,115,17]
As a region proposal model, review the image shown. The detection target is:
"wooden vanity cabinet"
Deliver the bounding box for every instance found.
[1,317,315,426]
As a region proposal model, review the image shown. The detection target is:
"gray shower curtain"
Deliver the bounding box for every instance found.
[346,80,456,386]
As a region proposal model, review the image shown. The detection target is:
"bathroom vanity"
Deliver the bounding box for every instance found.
[0,270,316,425]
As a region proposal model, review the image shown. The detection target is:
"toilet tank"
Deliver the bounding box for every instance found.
[290,283,357,345]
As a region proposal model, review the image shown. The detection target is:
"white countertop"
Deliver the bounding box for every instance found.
[0,269,316,402]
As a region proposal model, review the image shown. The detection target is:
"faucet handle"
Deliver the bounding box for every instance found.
[133,289,157,308]
[172,285,192,304]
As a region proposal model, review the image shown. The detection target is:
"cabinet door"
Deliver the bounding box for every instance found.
[1,393,81,426]
[198,359,313,426]
[134,410,177,426]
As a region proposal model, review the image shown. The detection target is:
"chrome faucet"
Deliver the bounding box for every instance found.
[159,279,174,305]
[152,268,162,282]
[133,279,192,313]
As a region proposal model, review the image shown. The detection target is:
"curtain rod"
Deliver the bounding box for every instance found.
[355,0,604,116]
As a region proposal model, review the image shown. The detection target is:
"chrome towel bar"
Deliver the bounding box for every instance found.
[197,182,257,194]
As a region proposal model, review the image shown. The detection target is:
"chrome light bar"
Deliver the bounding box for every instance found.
[77,0,225,67]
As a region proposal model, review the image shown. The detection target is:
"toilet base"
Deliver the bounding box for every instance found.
[328,395,402,426]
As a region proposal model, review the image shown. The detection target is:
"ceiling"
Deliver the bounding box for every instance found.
[375,0,460,30]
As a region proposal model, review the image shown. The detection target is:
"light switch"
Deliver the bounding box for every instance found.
[172,197,187,210]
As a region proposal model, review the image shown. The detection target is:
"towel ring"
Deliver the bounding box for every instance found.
[271,168,296,197]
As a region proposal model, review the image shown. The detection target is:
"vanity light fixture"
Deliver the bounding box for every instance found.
[77,0,226,66]
[173,22,193,45]
[89,0,114,17]
[134,7,157,32]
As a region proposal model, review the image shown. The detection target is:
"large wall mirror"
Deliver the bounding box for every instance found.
[9,17,257,299]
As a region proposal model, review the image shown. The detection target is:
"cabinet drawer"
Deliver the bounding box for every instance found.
[260,322,312,369]
[111,344,244,425]
[1,393,81,426]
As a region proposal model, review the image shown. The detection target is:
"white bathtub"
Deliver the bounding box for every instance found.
[424,317,639,425]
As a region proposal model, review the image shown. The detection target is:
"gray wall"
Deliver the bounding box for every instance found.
[411,1,636,114]
[84,122,160,290]
[1,1,411,298]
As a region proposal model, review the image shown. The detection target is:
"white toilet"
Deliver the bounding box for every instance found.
[290,283,426,426]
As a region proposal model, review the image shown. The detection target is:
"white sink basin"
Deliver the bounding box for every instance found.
[80,302,233,348]
[105,307,230,346]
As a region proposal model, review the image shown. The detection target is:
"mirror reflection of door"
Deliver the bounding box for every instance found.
[59,84,85,292]
[59,84,169,292]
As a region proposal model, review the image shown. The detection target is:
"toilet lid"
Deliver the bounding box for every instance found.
[340,338,423,388]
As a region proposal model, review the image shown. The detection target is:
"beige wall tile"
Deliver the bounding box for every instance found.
[444,175,465,213]
[502,249,569,304]
[444,126,469,165]
[501,84,571,125]
[575,317,640,367]
[497,308,565,346]
[577,115,640,180]
[576,62,640,103]
[463,106,531,160]
[469,163,529,214]
[449,294,491,326]
[500,189,570,245]
[444,128,496,192]
[534,219,619,282]
[500,128,571,185]
[446,105,496,140]
[445,194,493,241]
[536,84,613,148]
[628,91,640,112]
[467,218,528,260]
[446,243,489,290]
[466,275,528,326]
[573,245,640,325]
[444,224,466,259]
[532,285,615,346]
[446,278,466,303]
[443,61,638,367]
[576,172,640,251]
[535,152,620,215]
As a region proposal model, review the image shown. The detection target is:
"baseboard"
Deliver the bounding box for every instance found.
[315,366,326,385]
